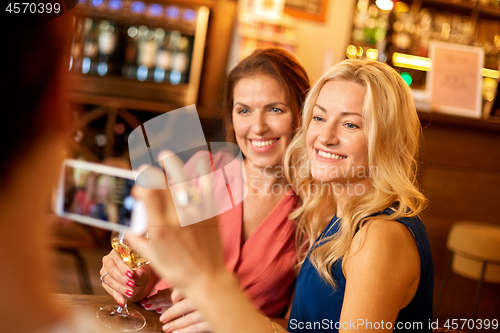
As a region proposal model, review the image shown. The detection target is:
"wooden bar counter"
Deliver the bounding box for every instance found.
[53,294,164,332]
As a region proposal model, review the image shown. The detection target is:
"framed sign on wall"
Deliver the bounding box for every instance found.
[284,0,328,22]
[426,41,484,119]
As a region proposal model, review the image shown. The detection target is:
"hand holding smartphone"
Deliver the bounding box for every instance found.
[55,159,147,235]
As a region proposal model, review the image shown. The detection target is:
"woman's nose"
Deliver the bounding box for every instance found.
[318,123,339,147]
[252,112,269,135]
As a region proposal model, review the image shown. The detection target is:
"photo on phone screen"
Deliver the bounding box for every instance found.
[57,160,139,230]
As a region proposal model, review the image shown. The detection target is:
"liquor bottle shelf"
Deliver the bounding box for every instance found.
[420,0,476,11]
[418,0,500,18]
[477,4,500,17]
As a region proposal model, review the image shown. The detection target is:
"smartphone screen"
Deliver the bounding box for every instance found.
[61,163,136,227]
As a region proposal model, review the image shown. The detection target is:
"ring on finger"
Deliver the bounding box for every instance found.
[100,272,109,285]
[175,187,201,207]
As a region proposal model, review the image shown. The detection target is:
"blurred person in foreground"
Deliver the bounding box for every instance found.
[0,12,112,333]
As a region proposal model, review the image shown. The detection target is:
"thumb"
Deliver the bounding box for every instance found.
[134,265,146,277]
[171,287,185,303]
[133,265,150,284]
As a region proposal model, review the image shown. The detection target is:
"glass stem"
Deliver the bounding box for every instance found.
[117,300,130,315]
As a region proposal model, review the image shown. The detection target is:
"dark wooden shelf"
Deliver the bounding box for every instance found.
[418,110,500,132]
[420,0,500,18]
[422,0,475,10]
[477,4,500,18]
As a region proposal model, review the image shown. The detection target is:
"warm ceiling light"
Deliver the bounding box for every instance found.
[346,45,357,59]
[366,48,378,60]
[392,53,432,71]
[375,0,394,11]
[482,68,500,79]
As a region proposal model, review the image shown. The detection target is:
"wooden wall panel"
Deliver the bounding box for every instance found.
[417,113,500,322]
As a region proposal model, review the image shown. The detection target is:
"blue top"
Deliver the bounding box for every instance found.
[288,209,433,332]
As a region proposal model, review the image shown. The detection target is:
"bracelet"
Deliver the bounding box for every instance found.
[266,317,278,333]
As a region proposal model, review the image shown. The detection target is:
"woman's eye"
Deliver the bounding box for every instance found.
[344,122,360,129]
[312,116,324,122]
[237,109,250,114]
[270,107,283,113]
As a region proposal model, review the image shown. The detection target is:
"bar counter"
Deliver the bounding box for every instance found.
[53,293,164,332]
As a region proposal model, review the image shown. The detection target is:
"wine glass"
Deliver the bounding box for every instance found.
[97,230,149,331]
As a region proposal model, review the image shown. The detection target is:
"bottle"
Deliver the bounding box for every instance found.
[70,17,84,73]
[82,18,99,75]
[382,7,397,66]
[171,34,191,84]
[352,0,368,44]
[97,20,118,76]
[414,8,432,57]
[364,4,379,46]
[394,11,414,54]
[154,29,173,83]
[122,26,139,79]
[136,26,157,81]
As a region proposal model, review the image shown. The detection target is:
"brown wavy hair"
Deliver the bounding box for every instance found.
[223,48,310,142]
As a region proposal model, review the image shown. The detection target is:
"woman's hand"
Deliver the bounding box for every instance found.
[126,151,226,292]
[159,287,213,333]
[140,288,174,314]
[100,249,152,305]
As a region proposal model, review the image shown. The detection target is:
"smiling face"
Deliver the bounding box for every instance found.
[306,80,369,185]
[232,75,293,169]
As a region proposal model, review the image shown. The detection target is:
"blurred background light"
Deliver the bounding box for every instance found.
[401,72,413,86]
[346,45,357,59]
[366,48,379,60]
[393,53,432,71]
[375,0,394,11]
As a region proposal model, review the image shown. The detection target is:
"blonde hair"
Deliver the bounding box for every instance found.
[96,175,116,202]
[284,59,427,288]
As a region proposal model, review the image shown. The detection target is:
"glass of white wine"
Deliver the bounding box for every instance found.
[97,230,149,331]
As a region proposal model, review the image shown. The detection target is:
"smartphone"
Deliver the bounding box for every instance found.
[55,159,147,235]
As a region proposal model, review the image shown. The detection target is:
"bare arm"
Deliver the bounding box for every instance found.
[186,270,285,333]
[339,220,421,332]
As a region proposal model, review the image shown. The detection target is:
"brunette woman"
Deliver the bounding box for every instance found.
[100,48,310,331]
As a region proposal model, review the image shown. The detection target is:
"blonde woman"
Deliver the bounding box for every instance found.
[93,175,119,223]
[128,59,434,333]
[283,59,433,332]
